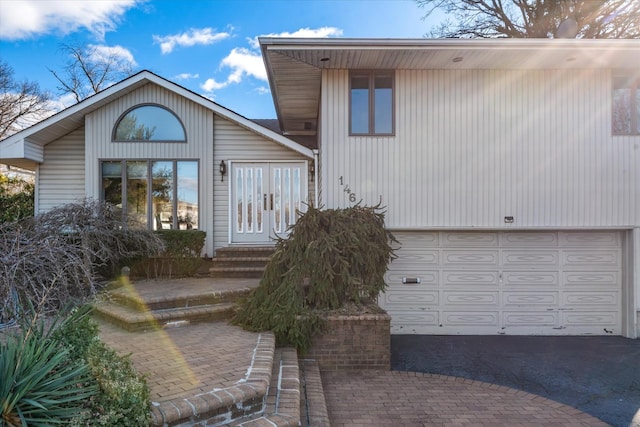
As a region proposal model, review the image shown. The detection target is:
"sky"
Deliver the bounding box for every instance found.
[0,0,442,120]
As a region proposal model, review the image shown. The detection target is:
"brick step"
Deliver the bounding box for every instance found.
[210,267,265,279]
[93,301,236,332]
[214,246,276,259]
[211,256,272,269]
[299,359,331,427]
[227,347,301,427]
[107,285,251,312]
[149,335,295,427]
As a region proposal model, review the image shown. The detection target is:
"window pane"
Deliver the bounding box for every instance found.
[114,105,186,141]
[246,168,253,233]
[177,161,198,230]
[374,74,393,134]
[256,168,263,233]
[273,168,281,233]
[152,161,173,230]
[102,161,122,207]
[613,76,632,134]
[351,74,370,134]
[126,161,148,226]
[236,168,243,233]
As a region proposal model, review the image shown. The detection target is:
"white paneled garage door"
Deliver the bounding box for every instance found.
[381,231,622,336]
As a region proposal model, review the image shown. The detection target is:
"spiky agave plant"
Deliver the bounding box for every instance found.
[0,307,98,426]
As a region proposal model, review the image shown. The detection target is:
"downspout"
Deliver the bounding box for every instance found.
[313,149,319,207]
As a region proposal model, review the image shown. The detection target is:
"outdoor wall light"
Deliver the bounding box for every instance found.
[219,160,227,182]
[309,160,315,176]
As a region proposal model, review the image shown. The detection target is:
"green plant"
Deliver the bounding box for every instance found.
[52,306,151,427]
[0,173,34,223]
[71,341,151,427]
[131,229,206,278]
[0,308,98,426]
[233,204,397,353]
[1,304,151,427]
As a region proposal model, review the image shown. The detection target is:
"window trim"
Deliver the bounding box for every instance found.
[112,104,188,143]
[100,159,199,230]
[612,74,640,136]
[349,70,395,136]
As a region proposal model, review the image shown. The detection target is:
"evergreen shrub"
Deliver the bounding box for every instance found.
[233,204,397,353]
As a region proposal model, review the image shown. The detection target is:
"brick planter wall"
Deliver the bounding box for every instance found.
[306,312,391,371]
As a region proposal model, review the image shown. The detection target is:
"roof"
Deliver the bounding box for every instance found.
[0,70,314,169]
[251,119,317,149]
[260,37,640,137]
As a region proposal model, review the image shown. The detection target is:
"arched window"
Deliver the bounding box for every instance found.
[113,105,186,142]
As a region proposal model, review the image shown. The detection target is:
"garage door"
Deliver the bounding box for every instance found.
[381,231,622,336]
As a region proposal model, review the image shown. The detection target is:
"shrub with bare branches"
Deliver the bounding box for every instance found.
[0,199,164,325]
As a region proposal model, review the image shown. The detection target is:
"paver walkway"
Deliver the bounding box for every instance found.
[98,319,263,402]
[322,370,609,427]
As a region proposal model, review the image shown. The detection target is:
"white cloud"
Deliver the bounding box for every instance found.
[51,93,78,110]
[153,28,231,54]
[201,78,226,92]
[248,27,343,49]
[255,86,270,95]
[201,47,265,93]
[174,73,200,81]
[201,27,342,95]
[0,0,140,40]
[89,44,137,68]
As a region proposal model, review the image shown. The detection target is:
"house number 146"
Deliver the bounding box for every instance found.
[338,176,357,203]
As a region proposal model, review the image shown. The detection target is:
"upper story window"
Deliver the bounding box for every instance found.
[612,74,640,135]
[350,71,394,136]
[113,105,187,142]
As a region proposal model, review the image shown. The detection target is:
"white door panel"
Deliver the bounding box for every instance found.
[231,162,306,244]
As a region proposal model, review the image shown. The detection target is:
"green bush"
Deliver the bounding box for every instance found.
[52,307,151,427]
[131,229,206,278]
[72,341,151,427]
[0,174,34,223]
[233,204,397,353]
[0,308,98,426]
[1,306,151,427]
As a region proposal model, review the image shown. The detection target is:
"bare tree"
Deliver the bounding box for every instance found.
[50,44,135,103]
[0,199,164,324]
[417,0,640,38]
[0,61,51,139]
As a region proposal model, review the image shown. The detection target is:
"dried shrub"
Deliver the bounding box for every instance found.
[0,199,164,324]
[233,204,397,353]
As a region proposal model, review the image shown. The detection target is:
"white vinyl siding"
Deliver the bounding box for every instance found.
[85,83,215,255]
[37,128,85,214]
[382,231,623,336]
[321,69,640,228]
[213,116,312,252]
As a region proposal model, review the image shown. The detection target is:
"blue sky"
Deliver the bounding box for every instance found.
[0,0,441,119]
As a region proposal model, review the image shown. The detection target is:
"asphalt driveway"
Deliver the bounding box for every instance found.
[391,335,640,427]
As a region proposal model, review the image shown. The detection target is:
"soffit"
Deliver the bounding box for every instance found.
[261,38,640,135]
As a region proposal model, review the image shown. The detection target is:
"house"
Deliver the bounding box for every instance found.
[1,37,638,338]
[0,71,316,257]
[259,37,640,339]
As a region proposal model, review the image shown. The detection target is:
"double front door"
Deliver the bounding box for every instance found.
[231,162,307,243]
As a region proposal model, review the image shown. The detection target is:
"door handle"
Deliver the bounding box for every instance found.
[264,193,267,211]
[270,193,274,210]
